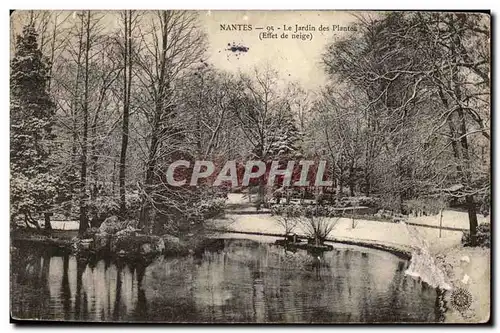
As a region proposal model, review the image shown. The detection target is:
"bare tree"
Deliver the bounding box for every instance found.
[231,66,292,204]
[299,207,340,245]
[321,12,490,244]
[134,10,206,230]
[118,10,139,216]
[271,205,301,237]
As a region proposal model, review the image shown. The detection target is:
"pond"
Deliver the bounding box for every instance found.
[11,237,444,323]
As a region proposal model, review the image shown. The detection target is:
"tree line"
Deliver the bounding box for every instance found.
[10,11,489,244]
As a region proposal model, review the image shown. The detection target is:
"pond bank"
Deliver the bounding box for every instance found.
[11,225,217,262]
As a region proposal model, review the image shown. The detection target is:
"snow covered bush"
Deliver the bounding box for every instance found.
[462,223,490,248]
[299,205,340,244]
[198,197,226,219]
[271,204,302,235]
[357,196,379,208]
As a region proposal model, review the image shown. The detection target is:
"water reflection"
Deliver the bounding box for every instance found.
[11,239,441,323]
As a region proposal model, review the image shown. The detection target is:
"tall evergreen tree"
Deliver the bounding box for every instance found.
[10,23,58,230]
[269,109,302,159]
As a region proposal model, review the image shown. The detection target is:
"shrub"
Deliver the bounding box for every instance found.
[157,197,226,236]
[299,206,340,244]
[461,223,490,248]
[403,197,446,216]
[271,204,303,235]
[357,196,379,208]
[81,227,100,239]
[198,197,226,219]
[270,204,339,243]
[125,192,142,214]
[270,203,346,218]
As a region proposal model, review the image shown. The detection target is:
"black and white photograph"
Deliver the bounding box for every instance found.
[9,10,491,324]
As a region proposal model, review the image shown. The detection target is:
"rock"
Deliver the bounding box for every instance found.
[110,231,165,257]
[161,234,184,254]
[73,238,93,251]
[152,236,165,253]
[140,243,152,255]
[94,232,110,252]
[115,226,138,238]
[110,230,137,253]
[460,255,470,264]
[162,234,180,244]
[99,216,124,234]
[82,227,99,239]
[123,219,139,229]
[81,239,93,246]
[392,214,406,223]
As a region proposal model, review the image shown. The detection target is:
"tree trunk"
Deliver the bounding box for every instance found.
[70,15,84,202]
[451,16,478,245]
[139,11,170,231]
[111,161,116,195]
[44,212,52,231]
[337,165,343,204]
[138,127,160,229]
[465,195,478,245]
[458,109,478,245]
[119,10,132,218]
[349,164,355,197]
[89,130,98,204]
[438,20,479,245]
[445,112,476,244]
[78,11,91,236]
[363,172,370,197]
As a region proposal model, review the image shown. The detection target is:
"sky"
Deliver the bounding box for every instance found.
[10,10,363,90]
[200,10,361,90]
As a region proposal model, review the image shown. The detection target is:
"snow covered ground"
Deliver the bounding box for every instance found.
[42,193,490,238]
[227,193,251,205]
[223,192,489,253]
[213,213,465,252]
[37,220,79,230]
[407,210,490,230]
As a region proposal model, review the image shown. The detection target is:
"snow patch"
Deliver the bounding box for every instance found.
[403,222,452,290]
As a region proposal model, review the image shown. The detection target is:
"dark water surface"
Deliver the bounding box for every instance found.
[11,238,442,323]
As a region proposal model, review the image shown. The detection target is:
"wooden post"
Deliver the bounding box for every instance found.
[439,209,443,238]
[352,207,355,228]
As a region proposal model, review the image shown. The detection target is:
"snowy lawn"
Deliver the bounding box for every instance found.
[213,212,471,251]
[407,210,490,230]
[38,220,80,231]
[226,192,490,230]
[226,193,251,205]
[213,213,463,255]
